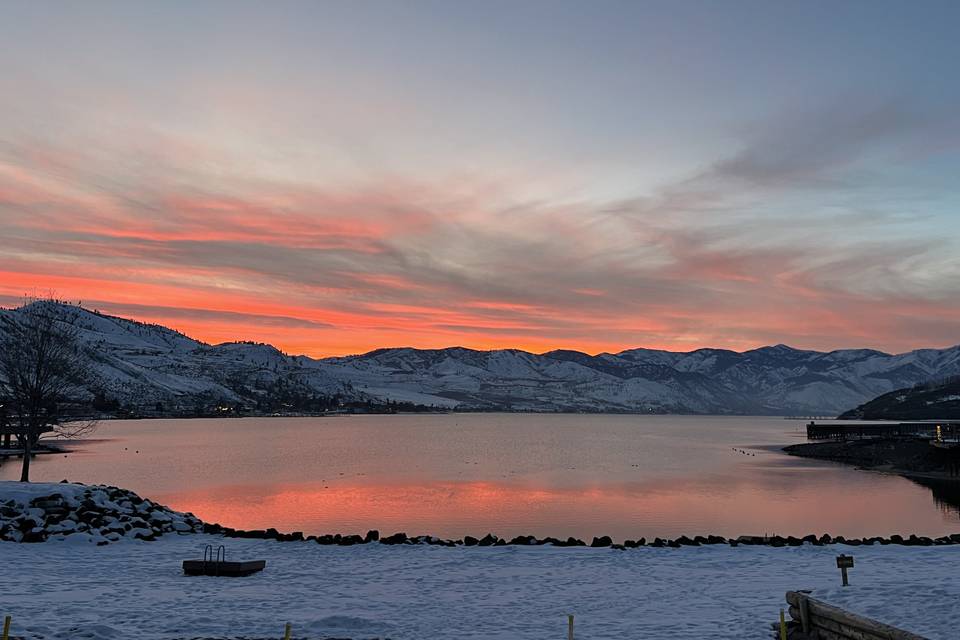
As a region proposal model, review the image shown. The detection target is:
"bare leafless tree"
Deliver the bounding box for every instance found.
[0,302,97,481]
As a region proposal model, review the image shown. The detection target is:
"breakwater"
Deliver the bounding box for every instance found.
[208,523,960,550]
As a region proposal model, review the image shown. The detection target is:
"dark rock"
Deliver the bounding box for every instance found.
[478,533,498,547]
[364,530,380,543]
[18,517,41,532]
[610,543,626,550]
[236,529,268,539]
[380,532,408,545]
[43,514,65,527]
[590,536,613,548]
[21,529,47,543]
[463,535,479,546]
[889,534,904,544]
[818,534,833,545]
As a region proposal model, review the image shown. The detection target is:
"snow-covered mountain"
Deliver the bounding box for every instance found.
[3,301,960,416]
[839,376,960,420]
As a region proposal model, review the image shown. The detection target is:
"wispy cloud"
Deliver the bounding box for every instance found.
[1,97,959,355]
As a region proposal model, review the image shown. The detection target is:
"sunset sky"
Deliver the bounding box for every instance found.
[2,1,959,356]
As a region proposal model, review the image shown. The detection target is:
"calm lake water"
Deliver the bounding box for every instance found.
[2,414,958,539]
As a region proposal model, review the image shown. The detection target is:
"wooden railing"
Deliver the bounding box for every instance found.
[784,591,927,640]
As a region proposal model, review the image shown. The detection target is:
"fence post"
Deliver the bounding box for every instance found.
[2,615,11,640]
[283,622,292,640]
[779,609,787,640]
[798,594,810,634]
[567,614,574,640]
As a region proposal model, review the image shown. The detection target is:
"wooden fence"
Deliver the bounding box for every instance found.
[784,591,928,640]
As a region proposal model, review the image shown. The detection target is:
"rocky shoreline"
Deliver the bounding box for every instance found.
[0,481,203,543]
[4,481,960,549]
[209,524,960,549]
[783,436,960,481]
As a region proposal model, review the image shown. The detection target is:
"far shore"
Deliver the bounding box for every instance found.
[0,442,69,461]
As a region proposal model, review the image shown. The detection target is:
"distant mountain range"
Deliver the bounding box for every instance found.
[3,301,960,416]
[839,376,960,420]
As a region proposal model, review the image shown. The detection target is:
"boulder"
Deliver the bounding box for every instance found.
[380,532,409,545]
[477,533,499,547]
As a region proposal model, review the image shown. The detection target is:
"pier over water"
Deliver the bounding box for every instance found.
[806,420,960,441]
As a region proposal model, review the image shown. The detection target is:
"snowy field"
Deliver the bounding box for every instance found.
[2,534,958,640]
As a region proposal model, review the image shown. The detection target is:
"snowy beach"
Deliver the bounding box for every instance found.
[3,482,960,639]
[1,532,958,639]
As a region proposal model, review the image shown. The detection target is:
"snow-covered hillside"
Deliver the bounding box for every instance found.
[3,301,960,415]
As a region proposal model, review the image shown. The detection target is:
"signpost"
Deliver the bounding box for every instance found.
[836,554,854,586]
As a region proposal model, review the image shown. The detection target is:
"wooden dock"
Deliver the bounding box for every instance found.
[805,420,960,441]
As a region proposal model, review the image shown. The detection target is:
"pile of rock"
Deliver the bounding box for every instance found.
[203,524,960,549]
[0,482,203,545]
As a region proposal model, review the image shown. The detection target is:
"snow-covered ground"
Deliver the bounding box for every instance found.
[1,534,958,639]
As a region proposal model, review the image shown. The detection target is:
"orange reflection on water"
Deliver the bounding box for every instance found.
[155,473,958,540]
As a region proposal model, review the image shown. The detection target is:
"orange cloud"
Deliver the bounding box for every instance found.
[2,131,959,357]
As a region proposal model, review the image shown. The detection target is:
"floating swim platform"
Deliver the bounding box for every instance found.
[183,544,265,577]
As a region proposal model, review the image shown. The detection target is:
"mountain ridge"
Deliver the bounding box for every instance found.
[3,301,960,416]
[839,376,960,420]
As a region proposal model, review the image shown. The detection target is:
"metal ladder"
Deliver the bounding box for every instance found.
[202,544,226,575]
